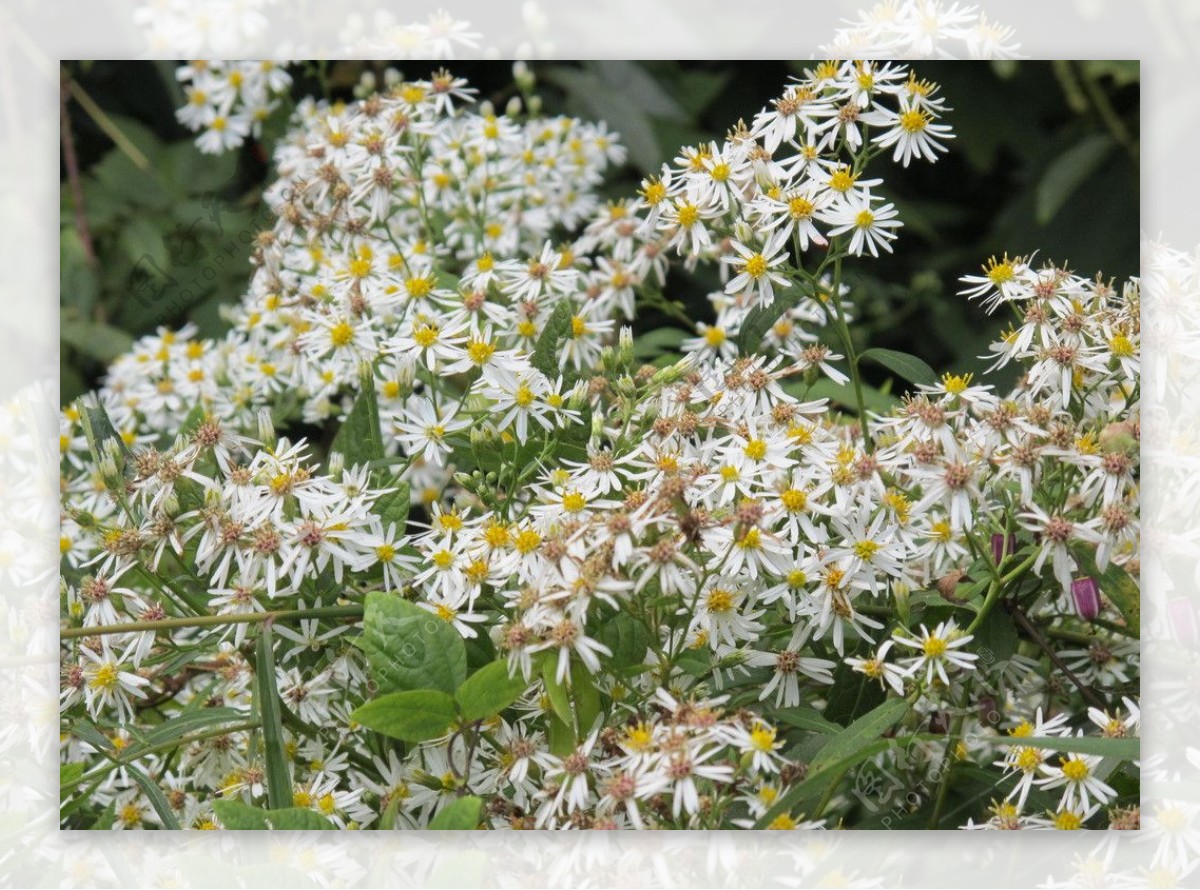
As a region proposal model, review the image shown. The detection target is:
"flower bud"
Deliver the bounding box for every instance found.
[527,95,543,115]
[328,451,345,477]
[1071,577,1101,621]
[479,100,495,118]
[505,96,523,118]
[991,533,1017,564]
[256,408,277,451]
[618,326,635,367]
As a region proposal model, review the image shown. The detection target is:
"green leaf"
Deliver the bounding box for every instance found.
[178,403,209,439]
[756,697,910,827]
[589,61,687,123]
[857,348,939,387]
[1036,134,1114,224]
[540,653,574,729]
[1074,547,1140,636]
[979,733,1139,761]
[543,65,661,171]
[736,280,812,353]
[594,612,651,671]
[809,697,910,774]
[255,624,292,810]
[330,370,385,468]
[455,660,530,723]
[77,394,132,468]
[124,761,181,829]
[212,800,334,830]
[545,713,575,757]
[118,215,171,271]
[356,591,467,695]
[531,299,573,380]
[796,378,900,415]
[427,795,482,830]
[373,478,411,533]
[570,659,602,736]
[972,605,1019,666]
[122,706,248,758]
[60,230,99,315]
[60,762,85,791]
[351,689,457,742]
[772,706,842,735]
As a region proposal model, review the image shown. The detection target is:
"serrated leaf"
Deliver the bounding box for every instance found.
[427,795,482,830]
[531,300,573,379]
[255,624,291,810]
[455,660,530,723]
[351,689,456,742]
[1036,134,1114,225]
[857,347,939,387]
[213,800,334,830]
[355,592,467,695]
[330,371,385,468]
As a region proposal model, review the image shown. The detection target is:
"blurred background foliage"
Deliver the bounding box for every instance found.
[61,60,1139,405]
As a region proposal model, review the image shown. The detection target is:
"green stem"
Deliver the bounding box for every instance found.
[826,254,870,447]
[61,604,364,640]
[928,712,966,828]
[63,69,151,170]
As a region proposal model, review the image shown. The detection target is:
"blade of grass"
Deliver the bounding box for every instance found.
[256,623,292,809]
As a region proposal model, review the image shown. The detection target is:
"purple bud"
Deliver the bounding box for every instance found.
[928,711,950,734]
[977,696,1000,728]
[991,533,1017,564]
[1071,577,1101,621]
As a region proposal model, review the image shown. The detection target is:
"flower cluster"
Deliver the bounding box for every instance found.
[60,61,1138,832]
[175,60,292,154]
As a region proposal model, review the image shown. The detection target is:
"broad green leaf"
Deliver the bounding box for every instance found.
[980,733,1139,761]
[77,394,132,468]
[545,713,575,757]
[356,592,467,694]
[570,660,602,736]
[756,697,910,827]
[594,612,651,670]
[531,300,573,380]
[540,653,574,729]
[60,762,84,791]
[543,65,661,171]
[60,230,99,314]
[809,697,911,774]
[455,660,530,723]
[351,689,457,742]
[736,280,812,353]
[589,61,687,122]
[330,370,385,468]
[124,761,181,829]
[213,800,334,830]
[772,706,842,735]
[255,624,292,810]
[373,479,411,534]
[427,795,482,830]
[972,605,1019,666]
[1036,134,1114,224]
[857,348,938,388]
[797,378,899,415]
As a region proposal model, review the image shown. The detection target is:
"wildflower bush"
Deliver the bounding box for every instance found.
[60,60,1140,831]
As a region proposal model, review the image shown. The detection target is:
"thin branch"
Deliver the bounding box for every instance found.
[1007,601,1107,711]
[60,72,96,268]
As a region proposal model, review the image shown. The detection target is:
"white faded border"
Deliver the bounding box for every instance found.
[1,0,1193,885]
